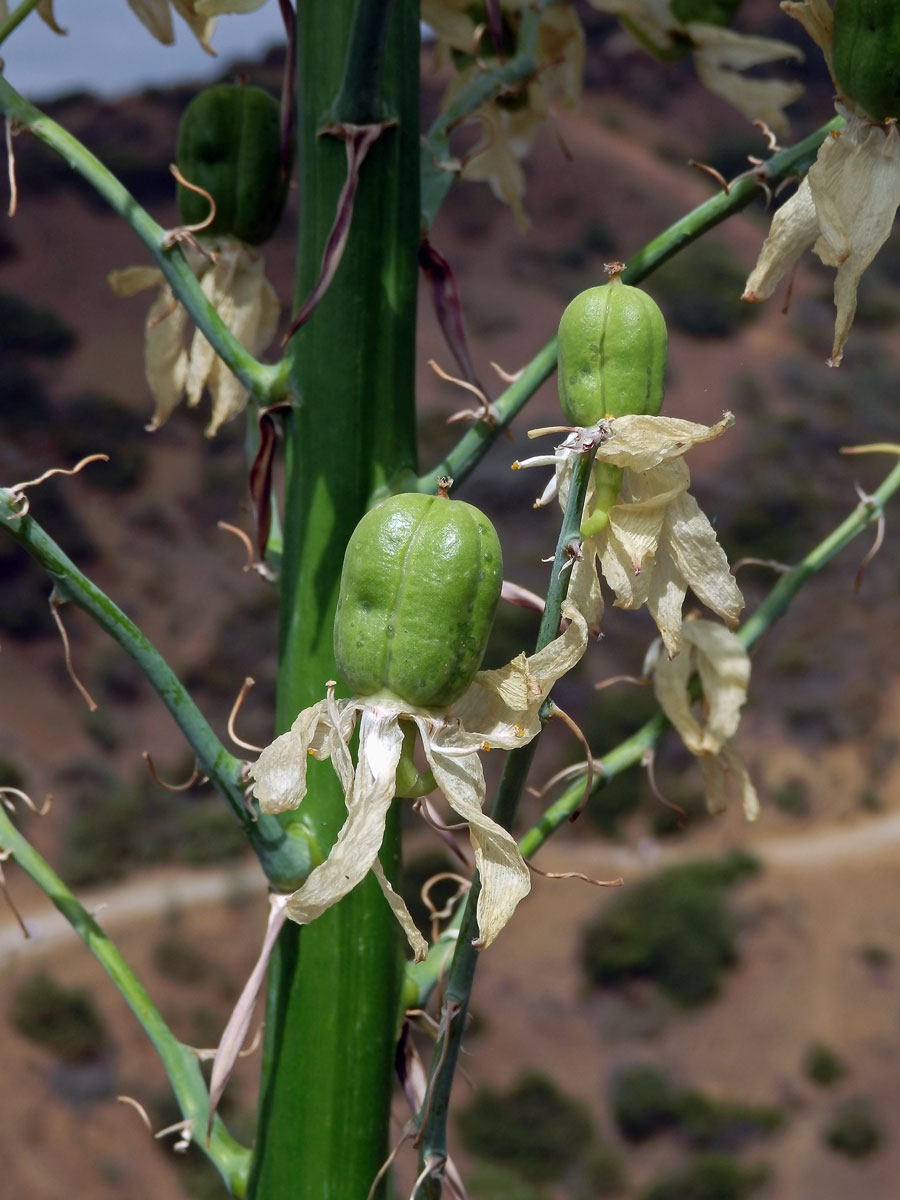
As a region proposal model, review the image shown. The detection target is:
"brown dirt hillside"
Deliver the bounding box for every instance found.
[1,10,899,1200]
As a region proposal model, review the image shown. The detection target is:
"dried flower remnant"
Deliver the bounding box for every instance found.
[126,0,215,51]
[745,1,900,365]
[646,618,759,820]
[586,0,803,131]
[109,242,279,436]
[251,604,589,956]
[0,0,64,33]
[515,414,743,654]
[424,0,585,226]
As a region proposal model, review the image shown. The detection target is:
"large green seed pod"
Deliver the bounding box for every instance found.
[557,275,667,427]
[334,493,503,709]
[833,0,900,122]
[669,0,742,25]
[176,84,287,245]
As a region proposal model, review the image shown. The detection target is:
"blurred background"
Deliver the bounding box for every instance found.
[1,2,900,1197]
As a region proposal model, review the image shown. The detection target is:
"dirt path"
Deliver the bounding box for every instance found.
[3,808,900,967]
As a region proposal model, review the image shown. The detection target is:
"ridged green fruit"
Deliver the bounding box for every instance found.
[557,276,667,427]
[670,0,742,25]
[176,84,287,245]
[833,0,900,121]
[334,493,503,708]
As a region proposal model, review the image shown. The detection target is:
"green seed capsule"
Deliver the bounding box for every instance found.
[176,84,288,245]
[833,0,900,122]
[557,276,667,427]
[669,0,743,25]
[334,493,503,709]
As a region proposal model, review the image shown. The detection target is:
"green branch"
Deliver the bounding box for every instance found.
[0,488,316,891]
[413,438,598,1198]
[420,6,542,228]
[0,74,288,405]
[0,0,43,45]
[521,452,900,849]
[415,115,843,496]
[406,449,900,1008]
[0,805,251,1195]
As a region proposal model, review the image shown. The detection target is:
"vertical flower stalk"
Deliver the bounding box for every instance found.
[246,2,421,1198]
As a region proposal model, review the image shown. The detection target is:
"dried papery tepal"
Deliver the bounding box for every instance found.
[518,414,743,653]
[585,0,803,130]
[109,83,285,434]
[251,491,589,955]
[424,0,585,226]
[646,618,759,820]
[516,278,741,652]
[744,0,900,365]
[109,244,280,436]
[0,0,63,33]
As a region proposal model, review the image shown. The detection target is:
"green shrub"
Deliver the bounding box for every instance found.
[609,1065,679,1142]
[11,973,109,1063]
[652,240,758,338]
[0,495,95,640]
[468,1163,550,1200]
[28,477,99,564]
[59,769,144,886]
[580,853,759,1007]
[58,760,247,886]
[804,1043,847,1088]
[175,804,248,866]
[773,779,810,817]
[0,361,54,429]
[53,393,148,493]
[859,944,892,969]
[573,1138,628,1198]
[674,1090,784,1149]
[0,754,25,790]
[610,1063,784,1150]
[640,1154,769,1200]
[583,685,658,836]
[824,1099,882,1158]
[0,292,76,356]
[456,1072,593,1182]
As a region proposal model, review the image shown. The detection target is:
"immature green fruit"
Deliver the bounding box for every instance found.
[833,0,900,122]
[176,84,287,245]
[334,492,503,709]
[670,0,742,25]
[557,276,667,428]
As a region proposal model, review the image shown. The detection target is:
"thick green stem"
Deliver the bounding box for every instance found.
[416,116,843,495]
[0,75,287,404]
[247,3,420,1197]
[0,806,250,1194]
[414,441,598,1197]
[0,489,312,889]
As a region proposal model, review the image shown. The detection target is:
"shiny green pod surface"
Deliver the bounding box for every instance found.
[557,276,667,427]
[176,84,287,245]
[334,493,503,708]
